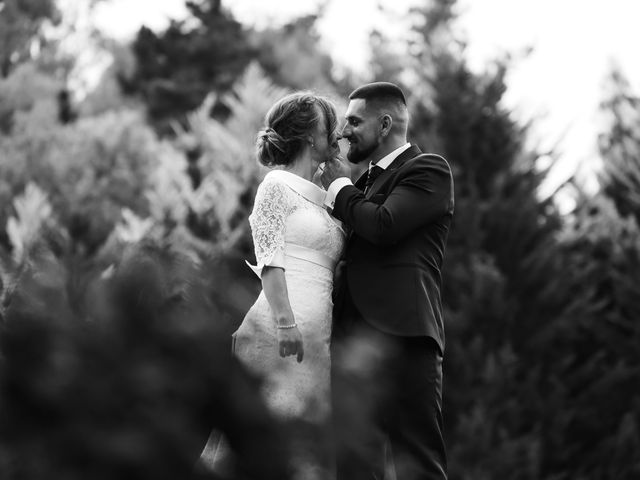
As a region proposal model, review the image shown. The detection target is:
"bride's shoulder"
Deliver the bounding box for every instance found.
[254,171,295,204]
[261,169,285,183]
[259,170,304,193]
[258,170,289,191]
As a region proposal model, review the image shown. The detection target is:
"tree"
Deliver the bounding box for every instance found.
[0,0,60,77]
[0,101,163,256]
[0,238,291,480]
[598,66,640,223]
[367,29,406,86]
[385,2,640,477]
[136,64,290,333]
[125,0,254,132]
[145,63,287,256]
[371,0,639,478]
[0,60,62,133]
[252,14,336,92]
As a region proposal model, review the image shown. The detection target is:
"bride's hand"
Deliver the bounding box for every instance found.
[278,325,304,363]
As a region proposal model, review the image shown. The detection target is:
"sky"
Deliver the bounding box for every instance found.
[89,0,640,194]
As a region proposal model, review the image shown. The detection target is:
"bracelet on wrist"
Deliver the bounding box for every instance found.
[277,323,297,330]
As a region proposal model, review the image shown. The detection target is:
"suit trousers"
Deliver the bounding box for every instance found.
[330,292,447,480]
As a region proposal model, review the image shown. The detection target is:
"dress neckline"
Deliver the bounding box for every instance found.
[265,169,326,208]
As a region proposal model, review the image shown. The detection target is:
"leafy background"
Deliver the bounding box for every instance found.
[0,0,639,479]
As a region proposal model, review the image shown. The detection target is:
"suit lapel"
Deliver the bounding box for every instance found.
[354,170,368,191]
[367,144,422,197]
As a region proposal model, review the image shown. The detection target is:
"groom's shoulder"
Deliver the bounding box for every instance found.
[406,152,452,174]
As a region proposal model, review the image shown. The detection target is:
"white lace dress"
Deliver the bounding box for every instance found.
[235,169,345,422]
[201,170,344,478]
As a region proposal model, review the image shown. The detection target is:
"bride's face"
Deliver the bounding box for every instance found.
[310,109,340,168]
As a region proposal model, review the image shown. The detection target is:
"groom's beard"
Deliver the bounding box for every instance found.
[346,138,380,164]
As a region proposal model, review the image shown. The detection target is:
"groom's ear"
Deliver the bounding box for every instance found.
[379,114,392,137]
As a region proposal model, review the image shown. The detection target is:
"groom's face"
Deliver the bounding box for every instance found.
[341,98,381,164]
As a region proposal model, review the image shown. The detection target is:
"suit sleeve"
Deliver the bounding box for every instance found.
[332,155,453,246]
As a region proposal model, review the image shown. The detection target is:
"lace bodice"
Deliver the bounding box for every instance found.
[248,170,344,273]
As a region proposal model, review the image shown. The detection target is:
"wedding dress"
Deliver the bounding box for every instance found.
[201,169,345,478]
[236,169,345,422]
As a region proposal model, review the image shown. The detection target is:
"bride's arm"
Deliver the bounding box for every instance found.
[261,266,304,363]
[249,177,304,363]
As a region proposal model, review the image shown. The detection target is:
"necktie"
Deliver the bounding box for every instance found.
[364,165,384,193]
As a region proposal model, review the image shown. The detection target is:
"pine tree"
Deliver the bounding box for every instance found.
[0,0,59,77]
[376,1,622,477]
[598,67,640,223]
[252,13,337,92]
[125,0,254,132]
[391,4,640,478]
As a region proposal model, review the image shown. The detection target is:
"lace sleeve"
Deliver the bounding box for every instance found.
[248,177,293,273]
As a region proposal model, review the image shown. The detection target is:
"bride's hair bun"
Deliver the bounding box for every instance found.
[255,92,337,167]
[256,127,288,167]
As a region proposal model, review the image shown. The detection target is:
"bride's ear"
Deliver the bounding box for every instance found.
[307,135,315,149]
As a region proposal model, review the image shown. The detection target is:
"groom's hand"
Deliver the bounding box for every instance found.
[321,155,351,189]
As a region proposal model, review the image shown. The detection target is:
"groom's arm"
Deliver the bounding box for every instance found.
[332,155,453,246]
[324,177,353,211]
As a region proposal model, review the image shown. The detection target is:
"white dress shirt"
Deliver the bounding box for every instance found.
[324,143,411,210]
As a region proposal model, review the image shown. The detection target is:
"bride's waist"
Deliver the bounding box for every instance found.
[283,242,337,272]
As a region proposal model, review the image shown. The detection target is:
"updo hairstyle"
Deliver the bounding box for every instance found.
[256,92,337,167]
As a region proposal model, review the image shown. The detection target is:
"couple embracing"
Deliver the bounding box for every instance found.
[210,82,454,480]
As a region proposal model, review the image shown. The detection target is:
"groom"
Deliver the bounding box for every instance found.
[321,82,454,480]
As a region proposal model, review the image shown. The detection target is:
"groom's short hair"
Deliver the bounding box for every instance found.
[349,82,407,107]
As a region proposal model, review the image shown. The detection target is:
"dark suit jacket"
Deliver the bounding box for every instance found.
[331,145,454,353]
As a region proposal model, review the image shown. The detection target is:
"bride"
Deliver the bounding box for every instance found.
[202,92,345,479]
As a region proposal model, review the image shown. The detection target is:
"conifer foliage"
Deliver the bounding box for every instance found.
[394,2,640,478]
[125,0,254,131]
